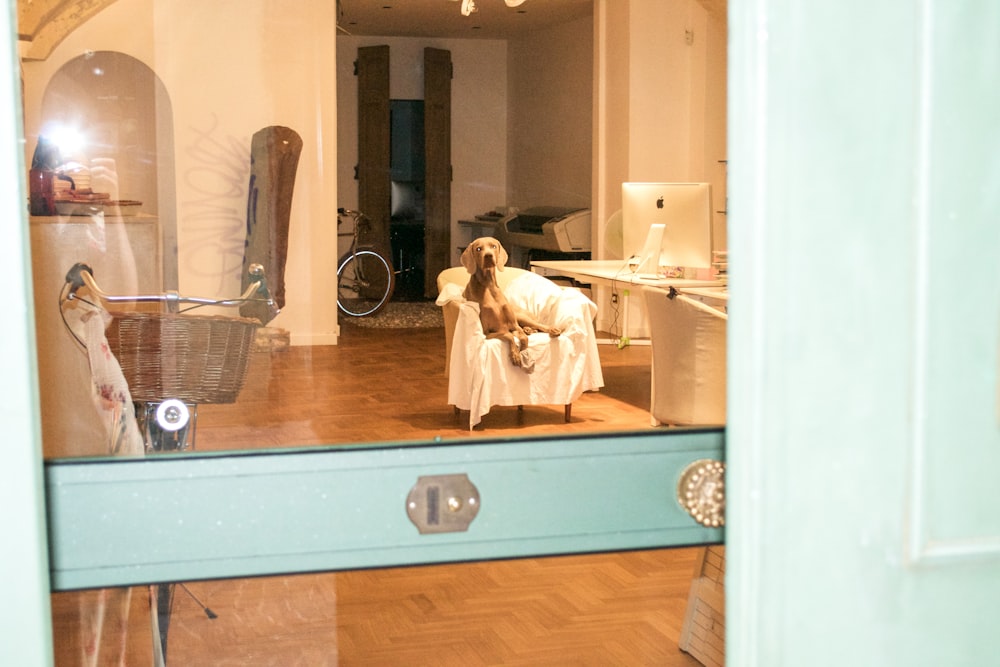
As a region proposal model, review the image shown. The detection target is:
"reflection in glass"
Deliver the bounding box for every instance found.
[30,50,174,460]
[50,548,704,665]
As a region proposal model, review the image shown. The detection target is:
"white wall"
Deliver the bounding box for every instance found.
[22,0,341,346]
[336,36,509,267]
[626,0,727,251]
[628,1,698,180]
[701,3,729,252]
[592,0,728,336]
[507,16,594,210]
[595,0,726,230]
[592,0,634,258]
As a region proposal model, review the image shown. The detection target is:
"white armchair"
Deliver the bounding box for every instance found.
[642,286,727,426]
[437,267,605,429]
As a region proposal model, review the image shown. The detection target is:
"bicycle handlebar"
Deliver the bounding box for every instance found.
[63,262,278,315]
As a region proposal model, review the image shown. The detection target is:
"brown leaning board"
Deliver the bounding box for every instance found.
[241,125,303,324]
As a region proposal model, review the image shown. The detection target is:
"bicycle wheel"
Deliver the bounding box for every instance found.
[337,249,395,317]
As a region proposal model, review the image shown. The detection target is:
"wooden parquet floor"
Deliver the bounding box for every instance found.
[49,322,705,665]
[191,322,656,449]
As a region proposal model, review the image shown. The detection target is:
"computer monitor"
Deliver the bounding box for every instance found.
[621,182,713,274]
[627,223,665,275]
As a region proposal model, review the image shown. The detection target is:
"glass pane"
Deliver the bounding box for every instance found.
[21,1,728,462]
[50,548,708,666]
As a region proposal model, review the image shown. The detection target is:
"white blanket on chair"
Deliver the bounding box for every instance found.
[438,272,605,428]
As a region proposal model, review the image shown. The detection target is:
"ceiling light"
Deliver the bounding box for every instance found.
[450,0,528,17]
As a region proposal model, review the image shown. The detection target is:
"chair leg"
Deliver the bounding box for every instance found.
[565,404,572,422]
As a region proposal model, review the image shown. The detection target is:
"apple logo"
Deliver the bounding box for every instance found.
[656,196,664,209]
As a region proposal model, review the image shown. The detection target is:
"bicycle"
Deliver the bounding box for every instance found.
[336,207,396,317]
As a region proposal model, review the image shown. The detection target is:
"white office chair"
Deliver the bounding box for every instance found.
[642,285,727,426]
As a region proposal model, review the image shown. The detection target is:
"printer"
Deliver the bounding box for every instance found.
[499,206,592,254]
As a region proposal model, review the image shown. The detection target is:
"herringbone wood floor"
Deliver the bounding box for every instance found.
[193,322,657,447]
[50,322,705,665]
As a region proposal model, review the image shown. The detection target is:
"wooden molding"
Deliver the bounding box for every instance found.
[18,0,119,61]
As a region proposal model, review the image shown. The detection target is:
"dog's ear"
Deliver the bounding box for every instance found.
[497,242,508,271]
[460,242,477,274]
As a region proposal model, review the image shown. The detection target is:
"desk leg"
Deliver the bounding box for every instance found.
[618,288,632,348]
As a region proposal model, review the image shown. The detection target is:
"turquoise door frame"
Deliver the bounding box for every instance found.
[2,3,51,664]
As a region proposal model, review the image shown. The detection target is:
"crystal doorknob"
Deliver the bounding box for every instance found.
[677,459,725,527]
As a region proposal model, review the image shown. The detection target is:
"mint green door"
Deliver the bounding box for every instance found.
[726,0,1000,665]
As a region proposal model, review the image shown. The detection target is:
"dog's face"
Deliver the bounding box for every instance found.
[461,237,508,274]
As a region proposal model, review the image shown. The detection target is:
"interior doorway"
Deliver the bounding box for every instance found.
[356,46,452,301]
[389,98,426,301]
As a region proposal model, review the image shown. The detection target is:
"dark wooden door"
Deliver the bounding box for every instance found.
[423,47,452,298]
[355,45,392,256]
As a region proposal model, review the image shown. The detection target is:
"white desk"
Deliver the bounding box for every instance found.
[678,286,729,313]
[531,259,725,290]
[531,259,725,343]
[679,286,729,300]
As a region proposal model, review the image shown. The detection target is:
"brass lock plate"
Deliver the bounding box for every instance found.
[406,473,481,534]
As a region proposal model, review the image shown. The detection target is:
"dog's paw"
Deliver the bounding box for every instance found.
[522,326,536,335]
[547,327,562,337]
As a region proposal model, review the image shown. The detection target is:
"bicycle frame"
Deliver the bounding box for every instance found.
[336,208,395,317]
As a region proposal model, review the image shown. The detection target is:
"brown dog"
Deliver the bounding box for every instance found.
[461,237,561,368]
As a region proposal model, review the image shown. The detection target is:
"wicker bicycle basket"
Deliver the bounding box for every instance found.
[105,311,259,404]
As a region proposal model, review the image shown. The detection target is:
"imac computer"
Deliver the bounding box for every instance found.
[621,182,713,277]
